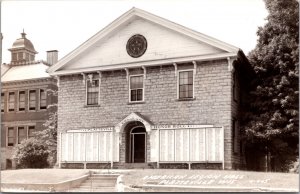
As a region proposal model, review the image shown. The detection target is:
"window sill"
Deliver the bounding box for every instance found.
[127,101,146,105]
[176,97,196,101]
[84,104,100,108]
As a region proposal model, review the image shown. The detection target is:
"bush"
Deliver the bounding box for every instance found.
[13,138,49,168]
[289,158,299,173]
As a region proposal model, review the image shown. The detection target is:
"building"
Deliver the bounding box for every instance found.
[1,31,58,169]
[47,8,251,170]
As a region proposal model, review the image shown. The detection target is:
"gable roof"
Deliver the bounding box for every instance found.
[47,7,240,75]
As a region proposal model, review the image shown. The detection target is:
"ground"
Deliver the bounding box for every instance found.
[1,168,298,192]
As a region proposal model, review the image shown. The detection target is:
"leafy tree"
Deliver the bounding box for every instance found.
[243,0,299,171]
[13,138,49,168]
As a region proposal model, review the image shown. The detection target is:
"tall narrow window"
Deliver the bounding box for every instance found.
[8,92,15,112]
[19,91,25,111]
[233,71,238,101]
[1,93,4,113]
[12,53,17,61]
[40,89,47,109]
[18,127,26,144]
[7,127,14,146]
[129,75,143,102]
[28,126,35,138]
[232,119,239,154]
[29,90,36,110]
[18,52,23,60]
[179,71,193,99]
[87,80,99,105]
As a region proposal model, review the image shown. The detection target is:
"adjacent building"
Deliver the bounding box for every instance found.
[1,31,58,169]
[48,7,252,170]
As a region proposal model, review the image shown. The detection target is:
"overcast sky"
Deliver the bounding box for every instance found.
[1,0,268,64]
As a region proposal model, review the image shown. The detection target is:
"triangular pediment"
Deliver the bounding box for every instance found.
[115,112,152,133]
[48,7,240,75]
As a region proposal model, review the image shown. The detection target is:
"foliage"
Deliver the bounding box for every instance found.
[35,112,58,166]
[13,138,49,168]
[243,0,299,171]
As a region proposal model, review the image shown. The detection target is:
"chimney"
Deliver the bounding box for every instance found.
[46,50,58,65]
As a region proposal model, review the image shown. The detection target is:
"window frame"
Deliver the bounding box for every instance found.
[28,126,35,139]
[1,92,5,113]
[28,90,37,111]
[85,79,100,106]
[7,127,15,147]
[177,69,195,99]
[129,74,144,103]
[39,89,47,110]
[18,91,26,112]
[17,126,27,144]
[7,92,15,112]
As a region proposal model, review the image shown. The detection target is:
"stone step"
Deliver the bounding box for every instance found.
[89,176,118,180]
[69,187,116,192]
[81,181,116,187]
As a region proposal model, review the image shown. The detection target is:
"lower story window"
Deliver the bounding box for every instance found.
[28,126,35,138]
[7,127,14,146]
[18,127,26,144]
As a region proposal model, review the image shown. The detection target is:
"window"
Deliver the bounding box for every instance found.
[18,52,23,60]
[12,53,17,61]
[7,127,14,146]
[129,75,143,102]
[29,90,36,110]
[18,91,26,111]
[178,70,193,99]
[233,71,238,101]
[18,127,26,144]
[86,80,99,105]
[28,126,35,138]
[1,93,4,113]
[40,89,47,109]
[8,92,15,112]
[26,53,29,61]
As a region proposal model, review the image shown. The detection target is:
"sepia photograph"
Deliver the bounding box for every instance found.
[0,0,299,192]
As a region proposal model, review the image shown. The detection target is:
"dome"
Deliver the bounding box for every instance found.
[10,32,38,54]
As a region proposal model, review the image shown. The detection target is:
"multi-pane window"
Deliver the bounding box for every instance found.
[29,90,36,110]
[19,91,26,111]
[130,75,143,102]
[1,93,4,113]
[8,92,15,112]
[179,71,193,99]
[28,126,35,138]
[18,127,26,144]
[7,127,14,146]
[40,89,47,109]
[87,80,99,105]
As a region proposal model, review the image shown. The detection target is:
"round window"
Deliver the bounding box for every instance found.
[126,34,147,58]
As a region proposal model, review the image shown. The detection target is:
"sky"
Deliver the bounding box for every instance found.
[1,0,268,64]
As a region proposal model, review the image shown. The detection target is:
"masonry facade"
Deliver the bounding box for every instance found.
[1,32,58,169]
[48,8,251,170]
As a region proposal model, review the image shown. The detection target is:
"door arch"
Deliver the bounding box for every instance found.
[129,126,146,163]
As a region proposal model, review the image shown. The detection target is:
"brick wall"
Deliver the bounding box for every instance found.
[57,59,235,169]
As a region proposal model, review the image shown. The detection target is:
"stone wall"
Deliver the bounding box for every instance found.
[57,59,236,169]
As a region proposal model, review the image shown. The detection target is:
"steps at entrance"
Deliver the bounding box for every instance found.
[69,173,119,192]
[123,163,150,169]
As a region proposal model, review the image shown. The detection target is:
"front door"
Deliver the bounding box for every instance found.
[130,127,146,163]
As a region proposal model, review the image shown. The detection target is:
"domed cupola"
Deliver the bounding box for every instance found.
[8,30,38,64]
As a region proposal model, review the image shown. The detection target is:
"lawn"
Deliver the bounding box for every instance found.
[1,169,90,184]
[120,169,299,190]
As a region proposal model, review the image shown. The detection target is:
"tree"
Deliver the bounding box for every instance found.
[13,138,49,168]
[243,0,299,171]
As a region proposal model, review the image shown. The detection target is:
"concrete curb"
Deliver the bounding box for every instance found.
[1,173,89,192]
[140,184,298,192]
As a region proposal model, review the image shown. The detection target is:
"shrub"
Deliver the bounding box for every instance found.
[13,138,49,168]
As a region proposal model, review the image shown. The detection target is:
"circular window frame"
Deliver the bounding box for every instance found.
[126,34,147,58]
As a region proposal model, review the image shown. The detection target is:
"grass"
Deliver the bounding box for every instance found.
[120,169,299,190]
[1,169,90,184]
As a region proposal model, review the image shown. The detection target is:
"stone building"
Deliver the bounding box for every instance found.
[1,31,58,169]
[48,8,251,169]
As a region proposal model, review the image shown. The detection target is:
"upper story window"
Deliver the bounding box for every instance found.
[1,93,4,113]
[19,91,26,111]
[40,89,47,110]
[178,70,194,99]
[7,127,15,146]
[86,80,99,105]
[28,126,35,139]
[18,127,26,144]
[129,75,143,102]
[29,90,36,110]
[8,92,15,112]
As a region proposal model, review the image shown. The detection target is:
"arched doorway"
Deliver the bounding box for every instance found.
[130,126,146,163]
